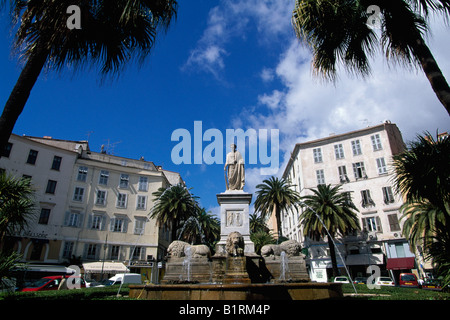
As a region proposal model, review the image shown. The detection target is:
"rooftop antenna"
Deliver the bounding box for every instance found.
[86,131,93,142]
[103,139,121,155]
[359,119,370,127]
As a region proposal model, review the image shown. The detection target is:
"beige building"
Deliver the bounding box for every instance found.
[281,122,418,283]
[1,135,183,283]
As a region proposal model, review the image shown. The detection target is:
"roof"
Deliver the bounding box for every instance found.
[282,121,400,177]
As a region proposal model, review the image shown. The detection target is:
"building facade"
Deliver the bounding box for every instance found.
[0,135,182,283]
[280,122,418,283]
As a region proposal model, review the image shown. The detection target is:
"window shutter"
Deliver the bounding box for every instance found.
[77,213,84,228]
[140,247,147,260]
[110,218,116,231]
[87,214,93,229]
[122,219,128,233]
[101,216,107,231]
[64,212,71,226]
[376,216,382,232]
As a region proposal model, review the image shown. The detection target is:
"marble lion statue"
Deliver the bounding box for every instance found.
[226,231,245,257]
[167,240,211,259]
[261,239,302,258]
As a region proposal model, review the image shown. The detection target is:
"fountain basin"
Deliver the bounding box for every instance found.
[129,282,342,300]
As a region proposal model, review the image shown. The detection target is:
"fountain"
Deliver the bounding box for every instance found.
[128,144,343,300]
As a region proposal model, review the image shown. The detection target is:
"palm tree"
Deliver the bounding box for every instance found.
[179,207,220,249]
[0,172,36,242]
[249,212,271,234]
[250,231,276,255]
[292,0,450,115]
[149,184,198,242]
[392,132,450,284]
[299,184,360,277]
[392,132,450,217]
[0,173,35,280]
[0,0,178,152]
[254,176,300,240]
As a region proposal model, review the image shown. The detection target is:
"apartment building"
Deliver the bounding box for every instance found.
[281,122,417,283]
[0,134,183,283]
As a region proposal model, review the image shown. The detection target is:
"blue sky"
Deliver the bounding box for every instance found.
[1,1,449,215]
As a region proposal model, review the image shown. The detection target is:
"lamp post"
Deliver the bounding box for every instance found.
[100,234,108,281]
[298,200,357,294]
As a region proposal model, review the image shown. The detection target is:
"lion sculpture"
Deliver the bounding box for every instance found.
[261,240,302,258]
[167,240,211,259]
[226,231,245,257]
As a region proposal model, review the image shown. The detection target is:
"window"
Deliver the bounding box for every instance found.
[351,140,362,156]
[2,143,12,158]
[361,190,375,207]
[45,180,57,194]
[85,244,99,260]
[38,208,51,224]
[62,242,74,259]
[136,195,147,210]
[51,156,62,170]
[371,134,383,151]
[65,211,83,228]
[119,174,129,188]
[77,166,88,182]
[131,246,145,261]
[388,214,401,232]
[362,216,382,232]
[96,190,107,205]
[110,217,127,233]
[134,218,146,234]
[30,242,43,260]
[352,162,367,180]
[116,193,128,208]
[27,149,38,164]
[334,144,345,159]
[138,176,148,191]
[313,148,323,163]
[382,186,395,204]
[110,245,121,260]
[376,157,387,174]
[89,214,105,230]
[316,169,325,185]
[73,187,84,201]
[99,170,109,185]
[338,165,349,183]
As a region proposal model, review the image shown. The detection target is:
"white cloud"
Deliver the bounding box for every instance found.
[233,17,450,182]
[183,0,294,78]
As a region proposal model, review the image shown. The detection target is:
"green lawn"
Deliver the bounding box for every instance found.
[341,283,450,300]
[2,283,449,301]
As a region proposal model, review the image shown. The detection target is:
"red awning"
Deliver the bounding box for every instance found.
[386,257,415,270]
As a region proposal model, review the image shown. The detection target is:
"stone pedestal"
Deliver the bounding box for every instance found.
[216,190,255,255]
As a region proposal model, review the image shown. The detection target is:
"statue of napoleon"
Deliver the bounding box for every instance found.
[224,144,245,190]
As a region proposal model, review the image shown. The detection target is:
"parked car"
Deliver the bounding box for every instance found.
[353,277,367,285]
[333,276,350,284]
[374,276,395,286]
[421,279,442,291]
[92,273,142,287]
[399,273,419,288]
[20,275,86,292]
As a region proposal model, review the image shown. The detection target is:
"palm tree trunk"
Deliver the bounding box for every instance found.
[412,35,450,116]
[0,44,49,153]
[327,234,339,277]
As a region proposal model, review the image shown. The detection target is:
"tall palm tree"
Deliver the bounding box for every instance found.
[149,184,198,242]
[292,0,450,115]
[254,176,300,240]
[0,172,36,243]
[392,132,450,283]
[179,207,220,249]
[0,0,178,152]
[0,173,35,280]
[299,184,360,277]
[249,212,271,234]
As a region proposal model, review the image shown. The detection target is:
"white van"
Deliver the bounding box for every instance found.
[96,273,142,287]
